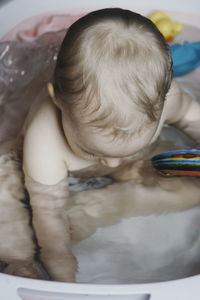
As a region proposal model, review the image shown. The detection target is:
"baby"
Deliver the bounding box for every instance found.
[1,8,200,282]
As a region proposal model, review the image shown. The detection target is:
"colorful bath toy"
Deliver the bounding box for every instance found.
[151,149,200,176]
[149,11,182,42]
[170,41,200,77]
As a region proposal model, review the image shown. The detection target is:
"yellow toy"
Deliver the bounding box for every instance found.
[149,11,183,42]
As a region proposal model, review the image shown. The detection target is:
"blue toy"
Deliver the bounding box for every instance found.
[170,41,200,77]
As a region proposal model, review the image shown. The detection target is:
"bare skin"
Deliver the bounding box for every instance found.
[17,79,200,282]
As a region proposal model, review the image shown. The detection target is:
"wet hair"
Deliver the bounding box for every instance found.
[53,8,173,138]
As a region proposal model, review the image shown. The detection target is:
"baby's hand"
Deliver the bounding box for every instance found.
[2,260,49,280]
[40,250,77,282]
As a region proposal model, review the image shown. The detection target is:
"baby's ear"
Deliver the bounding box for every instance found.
[47,82,59,107]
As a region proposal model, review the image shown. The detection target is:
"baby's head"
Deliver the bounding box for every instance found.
[52,8,173,167]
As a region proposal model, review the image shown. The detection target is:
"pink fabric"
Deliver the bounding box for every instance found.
[2,10,200,42]
[2,14,84,42]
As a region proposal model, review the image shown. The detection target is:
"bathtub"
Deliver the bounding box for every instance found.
[0,0,200,299]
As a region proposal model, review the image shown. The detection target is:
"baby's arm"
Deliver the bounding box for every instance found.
[23,124,76,282]
[163,80,200,143]
[24,175,76,282]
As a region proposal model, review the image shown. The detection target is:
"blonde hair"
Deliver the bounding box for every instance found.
[53,8,172,138]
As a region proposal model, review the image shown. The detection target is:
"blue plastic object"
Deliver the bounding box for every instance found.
[170,41,200,77]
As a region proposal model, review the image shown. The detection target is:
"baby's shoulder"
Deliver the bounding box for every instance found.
[23,95,97,184]
[163,80,186,124]
[23,97,68,185]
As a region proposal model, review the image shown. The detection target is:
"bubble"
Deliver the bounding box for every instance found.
[7,59,12,66]
[21,70,25,76]
[53,55,57,61]
[0,45,10,60]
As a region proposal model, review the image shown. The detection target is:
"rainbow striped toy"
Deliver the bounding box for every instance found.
[151,149,200,176]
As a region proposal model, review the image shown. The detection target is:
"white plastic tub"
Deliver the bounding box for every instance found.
[1,272,200,300]
[1,0,200,299]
